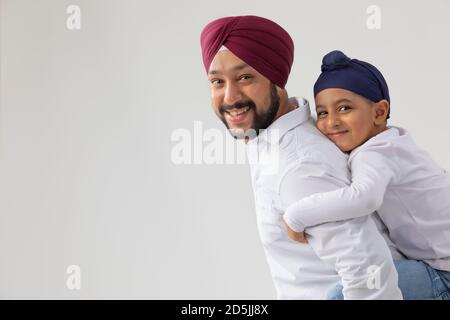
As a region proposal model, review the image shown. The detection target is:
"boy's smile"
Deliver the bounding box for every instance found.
[327,129,350,138]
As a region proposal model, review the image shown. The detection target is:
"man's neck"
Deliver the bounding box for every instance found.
[243,96,298,145]
[272,97,298,124]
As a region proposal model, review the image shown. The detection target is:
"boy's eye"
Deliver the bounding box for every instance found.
[316,111,327,118]
[338,105,351,112]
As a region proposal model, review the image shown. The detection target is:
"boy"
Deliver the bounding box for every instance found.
[283,50,450,299]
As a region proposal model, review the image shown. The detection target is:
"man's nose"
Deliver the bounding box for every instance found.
[223,83,242,106]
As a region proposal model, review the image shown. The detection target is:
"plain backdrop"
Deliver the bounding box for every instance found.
[1,0,449,299]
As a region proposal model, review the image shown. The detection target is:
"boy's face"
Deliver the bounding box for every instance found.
[315,88,388,153]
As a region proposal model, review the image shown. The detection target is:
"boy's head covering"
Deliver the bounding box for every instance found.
[200,15,294,89]
[314,50,390,118]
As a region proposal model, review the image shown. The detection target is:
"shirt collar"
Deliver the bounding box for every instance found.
[250,97,312,146]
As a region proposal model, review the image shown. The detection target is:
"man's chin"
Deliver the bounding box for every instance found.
[228,125,258,140]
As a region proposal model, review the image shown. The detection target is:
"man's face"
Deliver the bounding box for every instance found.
[207,50,279,139]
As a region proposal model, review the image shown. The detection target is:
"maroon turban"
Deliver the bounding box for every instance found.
[200,15,294,89]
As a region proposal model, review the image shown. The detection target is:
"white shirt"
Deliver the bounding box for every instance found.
[246,97,402,299]
[283,126,450,271]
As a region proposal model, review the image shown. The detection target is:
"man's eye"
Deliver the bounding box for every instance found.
[211,79,223,85]
[239,75,252,81]
[338,105,351,112]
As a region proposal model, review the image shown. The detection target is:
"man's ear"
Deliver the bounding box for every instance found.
[275,84,289,104]
[275,84,286,97]
[373,99,389,125]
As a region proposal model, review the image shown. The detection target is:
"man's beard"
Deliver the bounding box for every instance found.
[218,82,280,140]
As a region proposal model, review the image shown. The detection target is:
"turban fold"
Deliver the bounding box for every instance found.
[314,50,390,118]
[200,15,294,89]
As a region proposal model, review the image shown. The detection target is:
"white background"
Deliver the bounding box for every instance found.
[1,0,449,298]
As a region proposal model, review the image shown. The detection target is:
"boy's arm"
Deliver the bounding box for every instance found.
[282,151,396,232]
[278,155,402,300]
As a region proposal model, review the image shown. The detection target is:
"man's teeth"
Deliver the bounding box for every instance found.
[228,106,250,116]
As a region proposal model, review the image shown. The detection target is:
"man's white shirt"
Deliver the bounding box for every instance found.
[245,97,402,299]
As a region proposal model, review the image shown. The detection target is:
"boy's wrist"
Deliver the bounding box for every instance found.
[282,213,305,233]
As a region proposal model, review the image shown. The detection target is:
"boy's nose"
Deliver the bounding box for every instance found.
[327,115,341,128]
[224,83,242,106]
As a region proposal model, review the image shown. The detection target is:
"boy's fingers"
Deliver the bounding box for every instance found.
[283,221,309,244]
[297,231,308,243]
[298,233,308,243]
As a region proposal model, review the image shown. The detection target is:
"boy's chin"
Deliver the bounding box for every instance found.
[338,145,355,153]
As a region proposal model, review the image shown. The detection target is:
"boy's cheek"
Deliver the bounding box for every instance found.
[315,121,326,133]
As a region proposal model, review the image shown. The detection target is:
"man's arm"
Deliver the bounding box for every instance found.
[282,151,395,232]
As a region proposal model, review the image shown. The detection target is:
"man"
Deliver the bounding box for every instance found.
[200,15,402,299]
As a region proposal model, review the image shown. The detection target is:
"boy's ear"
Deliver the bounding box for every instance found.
[373,99,389,125]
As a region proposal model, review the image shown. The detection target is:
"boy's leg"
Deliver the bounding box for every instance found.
[326,282,344,300]
[395,260,450,300]
[436,269,450,299]
[326,260,450,300]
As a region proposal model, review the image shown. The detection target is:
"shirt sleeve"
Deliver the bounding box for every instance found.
[278,152,402,300]
[278,154,348,227]
[282,150,396,232]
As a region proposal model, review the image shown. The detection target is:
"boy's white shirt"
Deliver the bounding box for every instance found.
[283,125,450,271]
[246,97,402,299]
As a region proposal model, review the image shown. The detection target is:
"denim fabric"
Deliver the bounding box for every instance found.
[326,259,450,300]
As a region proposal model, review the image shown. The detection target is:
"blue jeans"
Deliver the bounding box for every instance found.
[327,260,450,300]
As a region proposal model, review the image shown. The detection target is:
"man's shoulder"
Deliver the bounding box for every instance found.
[284,120,348,163]
[276,121,350,185]
[276,123,352,208]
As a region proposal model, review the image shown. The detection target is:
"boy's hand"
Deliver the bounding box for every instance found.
[283,221,308,244]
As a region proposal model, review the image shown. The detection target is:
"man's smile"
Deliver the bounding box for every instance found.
[224,106,252,125]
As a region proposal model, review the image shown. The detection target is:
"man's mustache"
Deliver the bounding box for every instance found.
[219,100,256,114]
